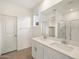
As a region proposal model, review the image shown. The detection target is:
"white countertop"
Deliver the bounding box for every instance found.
[32,37,79,59]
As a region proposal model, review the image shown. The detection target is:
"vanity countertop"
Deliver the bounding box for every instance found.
[32,37,79,59]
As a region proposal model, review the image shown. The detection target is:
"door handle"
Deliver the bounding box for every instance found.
[34,47,37,52]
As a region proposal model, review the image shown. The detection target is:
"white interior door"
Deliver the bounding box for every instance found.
[2,15,17,54]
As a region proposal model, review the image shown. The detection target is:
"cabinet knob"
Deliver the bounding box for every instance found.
[34,47,37,52]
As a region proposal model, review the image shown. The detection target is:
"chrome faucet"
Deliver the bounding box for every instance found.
[43,35,47,39]
[42,33,47,39]
[61,40,67,44]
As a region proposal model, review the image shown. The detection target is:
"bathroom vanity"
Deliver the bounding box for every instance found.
[32,0,79,59]
[32,37,79,59]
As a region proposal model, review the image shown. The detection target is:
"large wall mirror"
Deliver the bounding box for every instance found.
[40,0,79,43]
[54,0,79,42]
[70,20,79,42]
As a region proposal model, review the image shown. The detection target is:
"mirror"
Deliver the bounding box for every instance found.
[57,20,66,39]
[41,11,56,37]
[70,20,79,42]
[33,14,40,26]
[40,0,79,42]
[54,0,79,42]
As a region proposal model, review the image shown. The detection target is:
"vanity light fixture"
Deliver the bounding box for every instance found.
[70,9,74,11]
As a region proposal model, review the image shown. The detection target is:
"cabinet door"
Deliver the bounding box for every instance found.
[32,40,44,59]
[32,40,37,59]
[36,42,44,59]
[44,46,56,59]
[55,52,73,59]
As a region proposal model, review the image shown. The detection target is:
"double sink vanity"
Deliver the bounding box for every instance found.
[32,0,79,59]
[32,37,79,59]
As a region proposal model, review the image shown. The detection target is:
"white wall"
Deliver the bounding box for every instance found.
[32,26,42,37]
[0,0,32,16]
[0,0,32,52]
[0,15,2,55]
[17,16,32,50]
[64,10,79,21]
[35,0,62,13]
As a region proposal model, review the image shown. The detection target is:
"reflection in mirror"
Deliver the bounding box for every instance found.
[65,21,71,40]
[57,20,66,39]
[41,9,56,38]
[70,20,79,42]
[33,15,40,26]
[54,0,79,43]
[40,0,79,42]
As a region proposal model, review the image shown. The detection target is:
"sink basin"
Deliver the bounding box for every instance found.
[50,42,74,52]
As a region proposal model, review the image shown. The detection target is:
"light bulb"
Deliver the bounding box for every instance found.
[70,9,74,11]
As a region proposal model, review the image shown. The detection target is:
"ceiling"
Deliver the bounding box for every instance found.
[6,0,43,9]
[42,0,79,15]
[55,0,79,14]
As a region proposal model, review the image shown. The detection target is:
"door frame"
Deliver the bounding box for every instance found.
[0,14,18,54]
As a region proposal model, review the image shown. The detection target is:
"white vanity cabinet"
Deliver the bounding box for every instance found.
[44,47,56,59]
[32,40,44,59]
[44,46,73,59]
[32,40,73,59]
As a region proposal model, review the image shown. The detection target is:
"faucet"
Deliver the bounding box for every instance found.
[43,35,47,39]
[61,39,67,44]
[42,33,47,39]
